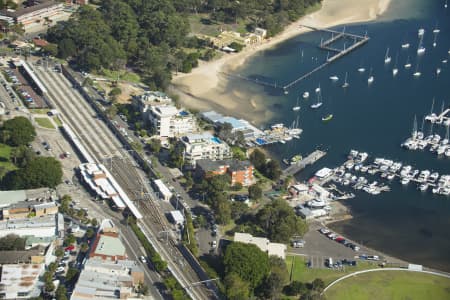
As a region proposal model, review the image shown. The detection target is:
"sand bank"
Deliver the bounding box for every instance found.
[170,0,392,125]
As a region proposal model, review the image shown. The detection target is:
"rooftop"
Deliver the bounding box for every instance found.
[92,233,126,259]
[0,264,44,296]
[0,245,47,264]
[0,214,56,230]
[152,105,179,117]
[1,1,61,18]
[0,190,27,208]
[234,232,287,259]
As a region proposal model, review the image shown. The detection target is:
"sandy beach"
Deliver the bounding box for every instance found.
[170,0,392,124]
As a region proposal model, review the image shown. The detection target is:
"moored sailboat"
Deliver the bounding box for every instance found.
[311,85,323,109]
[342,72,349,88]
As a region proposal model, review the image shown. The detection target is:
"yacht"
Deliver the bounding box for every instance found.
[302,91,309,99]
[413,71,421,77]
[292,97,301,111]
[442,59,448,64]
[404,56,412,69]
[417,46,426,55]
[436,68,441,75]
[401,43,410,49]
[357,67,366,73]
[311,85,323,109]
[419,183,429,192]
[401,177,410,185]
[384,47,391,64]
[418,28,425,36]
[342,72,349,88]
[367,68,374,84]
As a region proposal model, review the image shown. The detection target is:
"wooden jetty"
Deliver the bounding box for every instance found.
[220,26,369,92]
[283,150,327,177]
[283,26,369,90]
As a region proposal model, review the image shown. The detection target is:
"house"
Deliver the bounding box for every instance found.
[234,232,287,259]
[152,179,173,201]
[181,132,232,167]
[0,213,64,239]
[196,159,254,186]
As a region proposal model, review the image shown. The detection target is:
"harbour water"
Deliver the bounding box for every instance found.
[230,0,450,271]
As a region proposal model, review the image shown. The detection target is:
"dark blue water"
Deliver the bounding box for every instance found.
[232,1,450,271]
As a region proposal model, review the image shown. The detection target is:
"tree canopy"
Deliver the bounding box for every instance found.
[255,199,308,243]
[1,156,63,189]
[223,242,270,289]
[0,234,26,250]
[0,116,36,146]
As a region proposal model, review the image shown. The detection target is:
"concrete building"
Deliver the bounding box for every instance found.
[0,1,65,29]
[196,159,254,186]
[0,263,44,299]
[90,232,127,261]
[133,91,172,114]
[234,232,287,259]
[71,258,144,300]
[181,132,232,167]
[148,105,197,138]
[0,243,55,265]
[153,179,173,201]
[0,213,64,239]
[1,200,57,220]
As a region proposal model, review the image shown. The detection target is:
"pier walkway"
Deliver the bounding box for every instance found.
[222,26,369,92]
[283,150,327,177]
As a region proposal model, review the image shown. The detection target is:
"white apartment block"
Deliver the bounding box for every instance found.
[132,91,172,117]
[148,105,197,138]
[181,132,232,167]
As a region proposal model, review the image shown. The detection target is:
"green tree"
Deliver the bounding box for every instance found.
[48,262,57,273]
[64,234,76,246]
[248,184,262,200]
[0,234,26,250]
[255,199,308,243]
[211,194,231,225]
[55,248,64,258]
[65,267,79,282]
[86,228,95,239]
[1,156,62,189]
[311,278,325,292]
[42,43,58,57]
[284,280,308,296]
[106,105,118,118]
[249,148,266,170]
[0,116,36,146]
[59,194,71,214]
[91,218,98,227]
[223,242,270,289]
[264,159,282,181]
[55,284,68,300]
[148,138,161,153]
[260,256,289,299]
[224,272,250,300]
[230,201,249,221]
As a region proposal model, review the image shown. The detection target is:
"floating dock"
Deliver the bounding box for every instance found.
[221,26,369,91]
[283,150,327,177]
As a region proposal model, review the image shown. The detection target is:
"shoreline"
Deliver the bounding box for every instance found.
[170,0,392,125]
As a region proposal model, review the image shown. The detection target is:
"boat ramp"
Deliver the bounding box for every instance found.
[283,149,327,177]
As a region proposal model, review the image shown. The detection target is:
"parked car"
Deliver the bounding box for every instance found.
[292,240,305,248]
[211,240,217,248]
[55,266,65,273]
[140,256,147,264]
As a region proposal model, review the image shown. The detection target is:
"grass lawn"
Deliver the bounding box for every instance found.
[34,117,55,129]
[324,270,450,300]
[30,108,50,114]
[53,116,62,127]
[188,13,248,37]
[99,69,141,84]
[286,255,378,286]
[0,143,17,176]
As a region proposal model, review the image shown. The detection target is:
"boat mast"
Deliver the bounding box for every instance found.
[412,114,418,139]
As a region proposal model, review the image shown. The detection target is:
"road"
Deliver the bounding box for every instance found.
[32,63,214,299]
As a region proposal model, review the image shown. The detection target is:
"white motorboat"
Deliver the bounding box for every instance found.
[392,68,398,76]
[417,46,426,54]
[302,91,309,99]
[413,71,421,77]
[401,43,410,49]
[442,59,448,64]
[368,76,374,84]
[401,177,410,185]
[329,75,339,81]
[436,68,441,75]
[357,67,365,72]
[418,28,425,36]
